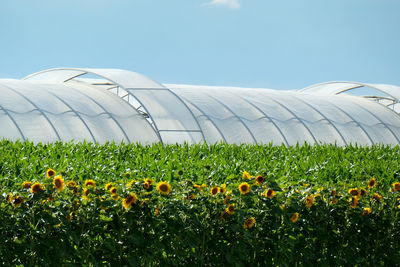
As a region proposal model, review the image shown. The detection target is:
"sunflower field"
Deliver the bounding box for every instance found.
[1,140,400,266]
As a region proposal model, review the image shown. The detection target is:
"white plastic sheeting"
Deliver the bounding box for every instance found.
[0,68,399,145]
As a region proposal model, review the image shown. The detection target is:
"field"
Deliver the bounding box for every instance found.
[1,140,400,266]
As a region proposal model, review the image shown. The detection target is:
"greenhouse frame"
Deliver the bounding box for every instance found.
[1,67,400,146]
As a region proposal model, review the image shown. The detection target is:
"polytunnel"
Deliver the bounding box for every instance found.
[0,67,399,146]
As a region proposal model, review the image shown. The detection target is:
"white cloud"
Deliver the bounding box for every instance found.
[204,0,240,9]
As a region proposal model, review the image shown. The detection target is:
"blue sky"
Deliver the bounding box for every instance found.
[0,0,399,89]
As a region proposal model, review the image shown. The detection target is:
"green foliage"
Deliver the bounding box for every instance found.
[1,140,400,265]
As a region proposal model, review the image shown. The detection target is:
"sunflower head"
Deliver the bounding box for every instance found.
[53,176,64,191]
[362,207,371,216]
[360,188,367,197]
[265,189,275,198]
[122,193,138,210]
[210,186,219,196]
[6,193,13,203]
[145,178,154,185]
[109,187,118,195]
[13,196,24,207]
[291,212,299,223]
[84,179,96,187]
[226,204,235,215]
[220,186,227,194]
[112,194,120,200]
[305,195,314,208]
[46,168,56,178]
[331,189,337,196]
[31,183,44,194]
[373,193,382,203]
[348,188,360,197]
[243,217,256,229]
[255,175,265,185]
[350,196,358,208]
[392,182,400,192]
[238,182,250,195]
[67,181,77,188]
[242,171,251,179]
[105,182,113,191]
[329,198,338,205]
[220,210,230,220]
[368,177,376,189]
[156,182,172,195]
[143,182,151,190]
[83,188,90,200]
[22,181,32,189]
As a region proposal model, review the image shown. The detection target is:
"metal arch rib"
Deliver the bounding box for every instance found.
[68,84,132,143]
[43,90,97,143]
[290,94,348,146]
[324,99,375,145]
[0,105,26,141]
[268,98,319,145]
[224,91,290,146]
[177,96,228,143]
[2,84,62,141]
[202,93,258,144]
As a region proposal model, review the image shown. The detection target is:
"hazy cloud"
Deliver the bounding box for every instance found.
[204,0,240,9]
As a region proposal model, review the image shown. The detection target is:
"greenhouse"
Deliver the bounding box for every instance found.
[1,67,400,146]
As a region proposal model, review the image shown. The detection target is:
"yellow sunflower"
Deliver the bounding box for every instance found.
[84,179,96,187]
[105,182,113,191]
[305,195,314,208]
[31,183,44,194]
[156,182,172,195]
[83,188,90,200]
[291,212,299,223]
[238,182,250,195]
[348,188,360,197]
[256,175,265,185]
[242,171,251,179]
[109,187,118,195]
[220,210,230,220]
[46,168,56,178]
[193,184,201,190]
[145,178,154,185]
[350,197,358,208]
[6,193,13,203]
[112,194,120,200]
[362,207,371,216]
[331,189,337,196]
[360,188,367,197]
[210,186,219,196]
[243,217,256,229]
[220,184,227,194]
[53,176,64,191]
[143,182,151,190]
[392,182,400,192]
[368,177,376,189]
[13,196,24,207]
[67,181,77,188]
[329,198,338,205]
[122,193,138,210]
[126,180,137,188]
[225,204,235,215]
[373,193,382,203]
[265,189,275,198]
[22,181,32,189]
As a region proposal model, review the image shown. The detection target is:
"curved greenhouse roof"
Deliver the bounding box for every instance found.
[0,67,399,146]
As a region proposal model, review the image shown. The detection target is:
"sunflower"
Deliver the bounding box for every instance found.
[291,212,299,223]
[373,193,382,203]
[31,183,44,194]
[256,175,265,185]
[85,179,96,187]
[360,188,367,197]
[122,193,138,210]
[242,171,251,179]
[305,195,314,208]
[112,194,120,200]
[22,181,32,189]
[362,207,371,216]
[329,198,338,205]
[53,176,64,191]
[6,193,13,203]
[210,186,219,196]
[126,180,137,188]
[156,182,172,195]
[348,188,360,197]
[220,184,227,194]
[368,177,376,189]
[105,183,113,191]
[238,182,250,195]
[83,188,90,200]
[331,189,337,196]
[193,184,201,190]
[265,189,275,198]
[145,178,154,185]
[12,196,24,207]
[109,187,118,195]
[226,204,235,215]
[220,210,230,220]
[67,181,77,188]
[350,197,358,208]
[46,168,56,178]
[243,217,256,229]
[392,182,400,192]
[143,182,151,190]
